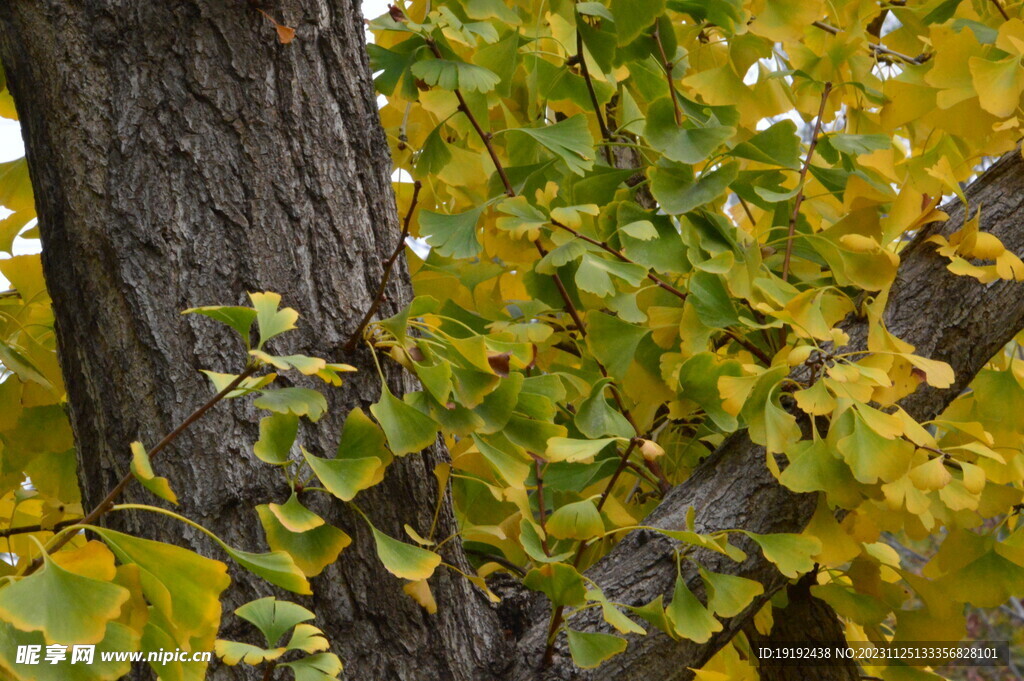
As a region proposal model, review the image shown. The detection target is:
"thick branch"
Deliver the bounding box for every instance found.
[513,150,1024,680]
[745,574,860,681]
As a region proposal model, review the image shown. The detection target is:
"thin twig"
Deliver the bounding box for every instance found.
[0,518,81,539]
[463,548,527,576]
[424,38,592,343]
[426,39,515,197]
[533,457,552,556]
[811,21,927,64]
[723,328,773,365]
[550,218,689,301]
[781,81,832,284]
[343,180,422,352]
[542,439,639,667]
[575,20,612,164]
[652,23,682,126]
[533,240,587,335]
[24,364,259,574]
[990,0,1012,20]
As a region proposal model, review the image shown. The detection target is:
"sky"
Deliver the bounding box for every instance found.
[0,0,393,289]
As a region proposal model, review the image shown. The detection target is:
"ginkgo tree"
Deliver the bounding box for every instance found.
[1,0,1024,680]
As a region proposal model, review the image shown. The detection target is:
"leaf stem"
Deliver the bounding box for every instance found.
[781,81,832,284]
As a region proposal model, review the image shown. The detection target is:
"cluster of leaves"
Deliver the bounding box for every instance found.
[3,0,1024,679]
[361,0,1024,673]
[0,290,364,680]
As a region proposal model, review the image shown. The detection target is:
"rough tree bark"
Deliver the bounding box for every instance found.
[0,3,507,680]
[745,574,860,681]
[1,2,1024,681]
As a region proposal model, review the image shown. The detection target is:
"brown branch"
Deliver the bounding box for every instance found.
[651,23,682,126]
[575,21,612,164]
[24,364,259,574]
[811,21,927,64]
[426,39,515,198]
[550,218,689,301]
[0,517,81,539]
[343,180,422,352]
[422,39,593,345]
[781,81,832,284]
[723,327,773,366]
[990,0,1012,20]
[534,240,588,336]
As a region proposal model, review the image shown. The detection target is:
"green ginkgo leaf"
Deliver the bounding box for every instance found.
[235,596,316,647]
[512,115,596,176]
[370,385,438,456]
[254,388,328,423]
[257,506,352,577]
[575,252,648,298]
[411,58,500,93]
[546,498,605,540]
[223,546,311,595]
[566,629,628,669]
[586,311,647,381]
[268,493,325,533]
[420,207,485,258]
[0,548,130,645]
[279,653,344,681]
[473,433,531,489]
[130,440,178,504]
[575,379,636,439]
[93,528,230,642]
[644,98,735,164]
[665,573,722,643]
[302,448,383,502]
[610,0,665,45]
[253,412,299,464]
[523,562,587,606]
[249,291,299,348]
[699,567,765,618]
[370,526,442,581]
[743,532,822,578]
[729,120,801,169]
[182,305,258,342]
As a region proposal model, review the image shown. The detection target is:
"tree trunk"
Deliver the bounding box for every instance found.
[0,2,506,680]
[745,575,860,681]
